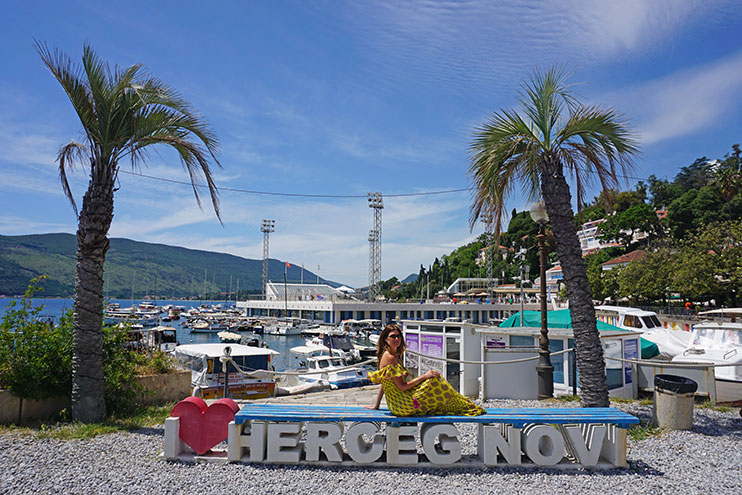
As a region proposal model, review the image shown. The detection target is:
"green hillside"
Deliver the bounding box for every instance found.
[0,233,335,298]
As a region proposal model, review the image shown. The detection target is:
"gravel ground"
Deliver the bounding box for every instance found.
[1,400,741,495]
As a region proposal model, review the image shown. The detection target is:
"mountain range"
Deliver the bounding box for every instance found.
[0,233,339,298]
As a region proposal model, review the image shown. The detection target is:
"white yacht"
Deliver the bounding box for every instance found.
[671,320,742,403]
[595,305,691,359]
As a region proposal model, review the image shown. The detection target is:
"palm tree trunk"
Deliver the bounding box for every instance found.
[540,157,609,407]
[71,176,114,422]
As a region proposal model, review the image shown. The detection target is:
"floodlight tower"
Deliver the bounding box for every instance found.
[367,192,384,300]
[261,219,275,299]
[368,229,379,299]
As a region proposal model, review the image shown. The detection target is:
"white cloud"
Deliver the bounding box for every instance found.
[607,52,742,145]
[0,215,73,235]
[328,0,739,96]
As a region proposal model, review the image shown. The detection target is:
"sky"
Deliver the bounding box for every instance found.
[1,1,742,287]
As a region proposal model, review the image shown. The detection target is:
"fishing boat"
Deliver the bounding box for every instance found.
[121,325,176,352]
[147,325,178,352]
[173,343,278,399]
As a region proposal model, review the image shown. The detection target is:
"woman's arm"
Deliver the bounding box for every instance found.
[365,386,384,410]
[391,369,440,393]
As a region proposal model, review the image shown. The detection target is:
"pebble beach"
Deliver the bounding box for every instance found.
[1,397,740,495]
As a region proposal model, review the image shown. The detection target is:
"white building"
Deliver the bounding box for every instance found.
[236,280,539,325]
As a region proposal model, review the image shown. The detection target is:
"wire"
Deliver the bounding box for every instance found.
[118,169,473,198]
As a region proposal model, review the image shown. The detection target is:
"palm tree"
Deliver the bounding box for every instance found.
[37,42,221,422]
[711,165,741,220]
[468,67,638,407]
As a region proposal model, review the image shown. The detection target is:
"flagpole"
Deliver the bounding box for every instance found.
[284,262,289,317]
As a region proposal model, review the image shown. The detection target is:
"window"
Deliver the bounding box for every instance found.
[551,339,565,384]
[603,341,623,389]
[623,314,643,328]
[510,335,534,347]
[642,316,658,329]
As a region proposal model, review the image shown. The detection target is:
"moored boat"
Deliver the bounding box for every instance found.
[173,343,278,399]
[289,347,369,389]
[671,320,742,403]
[596,305,690,359]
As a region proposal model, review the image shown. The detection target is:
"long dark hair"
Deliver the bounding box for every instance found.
[376,324,406,366]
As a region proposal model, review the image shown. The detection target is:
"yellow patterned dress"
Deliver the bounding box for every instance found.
[368,363,485,416]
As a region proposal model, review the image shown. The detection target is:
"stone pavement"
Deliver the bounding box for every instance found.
[234,384,385,408]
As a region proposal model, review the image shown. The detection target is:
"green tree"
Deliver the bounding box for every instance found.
[585,250,621,302]
[711,164,741,220]
[598,203,664,247]
[468,67,638,407]
[672,220,742,305]
[618,249,673,304]
[38,42,221,422]
[667,187,726,239]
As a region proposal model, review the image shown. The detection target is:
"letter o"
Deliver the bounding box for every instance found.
[523,425,565,466]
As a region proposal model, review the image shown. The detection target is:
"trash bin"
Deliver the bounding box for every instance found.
[652,374,697,430]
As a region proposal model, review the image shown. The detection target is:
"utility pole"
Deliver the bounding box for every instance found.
[261,219,276,299]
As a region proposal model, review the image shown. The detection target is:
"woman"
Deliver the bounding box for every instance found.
[367,324,485,416]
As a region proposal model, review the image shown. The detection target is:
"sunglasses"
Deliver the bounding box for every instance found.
[387,334,402,340]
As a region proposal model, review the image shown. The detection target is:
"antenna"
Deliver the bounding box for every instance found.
[261,219,276,299]
[367,192,383,300]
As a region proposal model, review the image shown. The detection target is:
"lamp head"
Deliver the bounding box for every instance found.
[529,201,549,224]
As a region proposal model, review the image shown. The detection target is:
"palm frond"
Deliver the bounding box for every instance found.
[57,140,90,216]
[38,42,222,222]
[34,40,95,142]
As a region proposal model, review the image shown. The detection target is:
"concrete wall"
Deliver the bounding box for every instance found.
[0,390,70,425]
[134,370,192,406]
[0,370,192,424]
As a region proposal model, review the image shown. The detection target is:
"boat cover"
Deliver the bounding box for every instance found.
[500,309,660,359]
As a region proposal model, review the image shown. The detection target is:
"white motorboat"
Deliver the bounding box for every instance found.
[266,317,310,336]
[304,335,359,362]
[218,330,243,343]
[671,320,742,403]
[595,305,692,359]
[289,347,369,389]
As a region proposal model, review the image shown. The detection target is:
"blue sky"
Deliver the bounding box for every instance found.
[1,1,742,287]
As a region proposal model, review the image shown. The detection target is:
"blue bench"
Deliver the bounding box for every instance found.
[225,404,639,468]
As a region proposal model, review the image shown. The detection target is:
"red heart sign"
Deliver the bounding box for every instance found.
[171,396,239,455]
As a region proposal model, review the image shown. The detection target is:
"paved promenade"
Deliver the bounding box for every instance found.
[241,384,384,407]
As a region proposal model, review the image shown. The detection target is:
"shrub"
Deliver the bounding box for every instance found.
[1,278,176,416]
[0,277,73,400]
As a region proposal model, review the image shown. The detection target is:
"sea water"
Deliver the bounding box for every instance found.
[0,298,305,371]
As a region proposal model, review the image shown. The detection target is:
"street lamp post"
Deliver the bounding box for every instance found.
[530,201,553,399]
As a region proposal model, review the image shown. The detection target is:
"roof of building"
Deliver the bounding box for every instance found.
[266,281,347,300]
[600,249,645,267]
